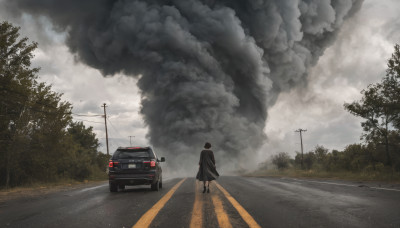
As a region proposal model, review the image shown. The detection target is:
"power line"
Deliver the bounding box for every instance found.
[73,118,104,124]
[107,117,125,140]
[2,87,105,117]
[71,113,103,117]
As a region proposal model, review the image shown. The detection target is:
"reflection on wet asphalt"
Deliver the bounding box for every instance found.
[0,176,399,228]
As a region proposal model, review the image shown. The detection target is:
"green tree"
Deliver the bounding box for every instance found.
[344,83,394,165]
[314,145,328,164]
[384,44,400,129]
[68,121,99,155]
[0,21,39,187]
[271,152,292,170]
[66,122,100,180]
[303,152,316,170]
[0,21,108,187]
[387,131,400,171]
[329,149,341,171]
[341,144,371,171]
[26,84,72,182]
[344,44,400,166]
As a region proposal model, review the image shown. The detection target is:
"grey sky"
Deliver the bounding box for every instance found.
[0,0,399,172]
[261,0,400,159]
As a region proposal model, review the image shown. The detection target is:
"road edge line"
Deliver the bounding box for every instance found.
[132,178,187,228]
[215,182,261,228]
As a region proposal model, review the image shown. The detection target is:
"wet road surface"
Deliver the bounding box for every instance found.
[0,176,399,228]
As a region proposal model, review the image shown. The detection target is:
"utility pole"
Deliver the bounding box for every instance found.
[295,129,307,169]
[102,103,110,156]
[128,136,135,146]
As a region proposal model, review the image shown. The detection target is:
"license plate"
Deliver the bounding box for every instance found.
[128,164,136,169]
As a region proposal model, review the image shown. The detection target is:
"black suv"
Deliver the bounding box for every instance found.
[108,147,165,192]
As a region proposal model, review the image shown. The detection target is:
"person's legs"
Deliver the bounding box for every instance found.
[203,181,207,193]
[207,181,211,193]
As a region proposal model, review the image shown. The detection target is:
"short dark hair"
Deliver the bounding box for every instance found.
[204,142,211,149]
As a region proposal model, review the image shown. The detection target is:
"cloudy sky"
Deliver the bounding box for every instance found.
[0,0,399,165]
[265,0,400,157]
[262,0,400,157]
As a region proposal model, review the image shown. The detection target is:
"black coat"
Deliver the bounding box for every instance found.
[196,149,219,181]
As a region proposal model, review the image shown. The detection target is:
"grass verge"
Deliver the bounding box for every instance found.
[0,173,108,202]
[247,169,400,183]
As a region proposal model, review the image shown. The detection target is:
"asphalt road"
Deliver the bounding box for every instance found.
[1,176,399,228]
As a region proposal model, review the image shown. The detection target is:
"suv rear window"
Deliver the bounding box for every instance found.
[113,148,153,159]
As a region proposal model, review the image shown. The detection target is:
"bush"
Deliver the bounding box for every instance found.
[272,152,292,170]
[303,152,316,170]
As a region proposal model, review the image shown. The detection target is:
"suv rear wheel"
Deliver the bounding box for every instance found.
[109,182,118,192]
[151,180,160,191]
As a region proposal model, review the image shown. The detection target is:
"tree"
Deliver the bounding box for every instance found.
[303,152,316,170]
[271,152,292,170]
[384,44,400,129]
[0,21,108,187]
[344,44,400,166]
[314,145,328,164]
[68,121,99,154]
[26,83,72,182]
[344,83,394,165]
[341,144,366,171]
[66,122,101,180]
[0,21,39,187]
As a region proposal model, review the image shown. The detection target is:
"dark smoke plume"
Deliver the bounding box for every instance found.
[5,0,363,170]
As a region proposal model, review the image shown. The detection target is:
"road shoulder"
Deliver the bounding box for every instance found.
[0,180,108,203]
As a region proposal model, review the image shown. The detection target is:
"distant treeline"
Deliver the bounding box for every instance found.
[263,44,400,176]
[267,141,400,174]
[0,22,109,188]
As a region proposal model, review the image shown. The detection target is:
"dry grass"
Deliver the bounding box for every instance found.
[0,178,107,203]
[248,168,400,183]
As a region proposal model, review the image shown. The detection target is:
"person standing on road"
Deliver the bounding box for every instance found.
[196,142,219,193]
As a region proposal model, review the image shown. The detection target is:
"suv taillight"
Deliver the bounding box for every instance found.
[109,161,119,167]
[144,160,156,167]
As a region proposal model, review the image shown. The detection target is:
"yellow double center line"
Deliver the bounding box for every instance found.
[211,194,233,228]
[132,178,186,228]
[132,178,261,228]
[215,182,261,228]
[191,181,261,228]
[190,181,203,228]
